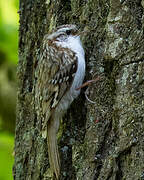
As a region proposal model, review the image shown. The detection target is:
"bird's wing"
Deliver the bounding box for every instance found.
[35,37,77,133]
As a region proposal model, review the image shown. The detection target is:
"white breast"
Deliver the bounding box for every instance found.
[68,36,85,95]
[56,36,85,113]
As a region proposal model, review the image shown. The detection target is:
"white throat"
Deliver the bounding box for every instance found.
[56,35,84,56]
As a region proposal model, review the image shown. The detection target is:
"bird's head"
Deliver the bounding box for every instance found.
[47,24,80,42]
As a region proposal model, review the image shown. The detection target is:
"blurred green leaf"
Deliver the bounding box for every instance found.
[0,0,19,64]
[0,132,14,180]
[0,1,18,179]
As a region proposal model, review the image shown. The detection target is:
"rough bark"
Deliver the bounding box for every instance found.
[14,0,144,179]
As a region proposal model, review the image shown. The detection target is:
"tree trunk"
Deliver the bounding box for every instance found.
[14,0,144,179]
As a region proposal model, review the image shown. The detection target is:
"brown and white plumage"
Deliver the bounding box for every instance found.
[35,24,85,179]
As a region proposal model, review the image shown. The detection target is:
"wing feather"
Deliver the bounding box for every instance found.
[35,38,77,131]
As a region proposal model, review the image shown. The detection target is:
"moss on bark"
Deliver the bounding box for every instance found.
[14,0,144,179]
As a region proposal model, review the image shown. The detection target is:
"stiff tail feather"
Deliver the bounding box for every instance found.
[47,117,60,179]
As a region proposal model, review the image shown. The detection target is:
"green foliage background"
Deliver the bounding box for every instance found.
[0,0,18,179]
[0,0,18,64]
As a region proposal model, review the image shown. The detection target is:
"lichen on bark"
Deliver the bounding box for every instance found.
[14,0,144,179]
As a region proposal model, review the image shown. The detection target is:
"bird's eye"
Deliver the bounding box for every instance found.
[66,30,71,35]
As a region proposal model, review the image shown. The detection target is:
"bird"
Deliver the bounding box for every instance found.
[35,24,85,179]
